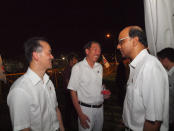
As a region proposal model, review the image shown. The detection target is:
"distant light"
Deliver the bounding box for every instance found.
[62,57,65,60]
[105,33,111,39]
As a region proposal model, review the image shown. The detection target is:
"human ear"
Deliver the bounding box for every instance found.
[32,52,39,61]
[85,49,89,55]
[133,37,139,47]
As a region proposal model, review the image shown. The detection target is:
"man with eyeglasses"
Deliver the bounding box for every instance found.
[117,26,169,131]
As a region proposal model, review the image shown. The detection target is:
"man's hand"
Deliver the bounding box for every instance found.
[56,107,65,131]
[101,85,111,99]
[21,128,30,131]
[59,124,65,131]
[102,90,111,99]
[71,90,90,129]
[143,120,161,131]
[79,113,90,129]
[104,94,111,99]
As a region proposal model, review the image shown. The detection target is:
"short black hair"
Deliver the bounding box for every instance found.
[67,52,78,63]
[157,48,174,62]
[83,41,101,54]
[129,27,148,47]
[24,37,49,63]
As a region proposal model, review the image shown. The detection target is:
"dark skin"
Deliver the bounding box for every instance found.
[118,26,163,131]
[143,120,161,131]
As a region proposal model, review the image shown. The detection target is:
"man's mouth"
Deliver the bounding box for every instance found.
[94,56,99,59]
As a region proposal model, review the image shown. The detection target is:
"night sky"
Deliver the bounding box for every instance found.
[0,0,144,58]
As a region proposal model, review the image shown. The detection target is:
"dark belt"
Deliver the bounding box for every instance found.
[79,101,103,108]
[125,126,133,131]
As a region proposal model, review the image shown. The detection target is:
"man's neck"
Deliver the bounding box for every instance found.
[86,57,95,68]
[30,63,45,80]
[167,62,174,71]
[131,46,145,60]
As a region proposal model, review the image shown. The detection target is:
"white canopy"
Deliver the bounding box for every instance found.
[144,0,174,56]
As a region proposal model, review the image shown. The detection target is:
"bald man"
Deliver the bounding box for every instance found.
[117,26,169,131]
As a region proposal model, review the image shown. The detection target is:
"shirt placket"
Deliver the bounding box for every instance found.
[127,66,134,85]
[43,83,54,131]
[93,67,102,103]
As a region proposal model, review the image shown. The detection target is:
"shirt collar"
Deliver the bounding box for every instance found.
[83,57,98,68]
[168,66,174,76]
[130,49,148,68]
[26,68,49,85]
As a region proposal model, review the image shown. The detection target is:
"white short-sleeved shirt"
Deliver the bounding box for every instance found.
[168,66,174,123]
[67,58,103,104]
[123,49,169,131]
[7,68,59,131]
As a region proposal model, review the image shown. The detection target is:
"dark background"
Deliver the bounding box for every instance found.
[0,0,144,58]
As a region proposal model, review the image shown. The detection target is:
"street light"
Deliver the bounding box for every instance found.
[105,33,111,39]
[62,57,65,60]
[105,33,118,64]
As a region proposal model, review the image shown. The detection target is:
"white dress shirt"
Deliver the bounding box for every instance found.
[7,68,59,131]
[123,49,169,131]
[67,58,103,105]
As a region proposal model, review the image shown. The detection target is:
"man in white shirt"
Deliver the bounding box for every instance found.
[7,37,64,131]
[67,41,110,131]
[157,48,174,131]
[117,26,169,131]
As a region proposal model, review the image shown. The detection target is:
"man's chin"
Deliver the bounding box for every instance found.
[120,53,127,58]
[93,59,98,63]
[122,56,127,59]
[47,65,52,70]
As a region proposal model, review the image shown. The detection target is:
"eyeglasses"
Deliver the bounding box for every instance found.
[118,37,130,45]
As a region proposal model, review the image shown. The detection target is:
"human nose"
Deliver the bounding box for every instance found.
[96,49,101,55]
[117,44,121,50]
[50,54,54,59]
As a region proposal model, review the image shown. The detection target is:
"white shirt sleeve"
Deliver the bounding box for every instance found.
[141,61,168,121]
[7,88,30,131]
[67,64,80,91]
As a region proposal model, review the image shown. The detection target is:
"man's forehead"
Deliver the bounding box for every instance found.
[119,27,130,39]
[119,26,142,39]
[39,40,49,45]
[73,57,77,60]
[90,42,100,48]
[40,41,51,49]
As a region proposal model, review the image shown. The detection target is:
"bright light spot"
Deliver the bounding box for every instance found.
[106,33,111,39]
[62,57,65,60]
